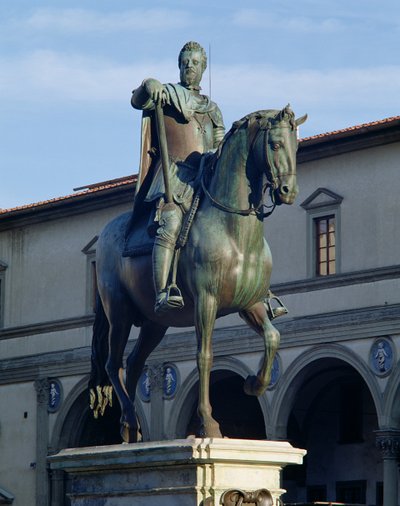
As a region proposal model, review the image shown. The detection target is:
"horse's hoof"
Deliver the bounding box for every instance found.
[199,420,222,438]
[120,422,138,443]
[244,375,265,396]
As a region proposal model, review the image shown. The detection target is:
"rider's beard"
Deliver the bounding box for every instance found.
[181,69,201,89]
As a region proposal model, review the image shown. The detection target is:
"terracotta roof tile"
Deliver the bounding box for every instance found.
[0,175,136,215]
[300,115,400,143]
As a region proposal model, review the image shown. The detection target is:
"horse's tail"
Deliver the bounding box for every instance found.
[88,295,112,418]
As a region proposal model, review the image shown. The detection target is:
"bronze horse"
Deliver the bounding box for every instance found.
[89,106,306,442]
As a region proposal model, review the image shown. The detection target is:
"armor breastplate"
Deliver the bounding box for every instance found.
[163,107,215,166]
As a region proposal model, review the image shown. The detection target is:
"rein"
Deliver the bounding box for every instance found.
[201,117,293,219]
[201,174,274,218]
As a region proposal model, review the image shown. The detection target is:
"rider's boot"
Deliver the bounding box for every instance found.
[153,242,184,313]
[152,202,184,314]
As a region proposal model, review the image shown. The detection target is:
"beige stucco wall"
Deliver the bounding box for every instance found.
[0,382,37,506]
[269,142,400,282]
[0,204,130,329]
[280,278,398,319]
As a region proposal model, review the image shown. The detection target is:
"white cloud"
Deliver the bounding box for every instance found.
[210,64,400,134]
[232,8,343,33]
[25,8,191,33]
[212,64,400,108]
[0,50,398,135]
[0,51,177,102]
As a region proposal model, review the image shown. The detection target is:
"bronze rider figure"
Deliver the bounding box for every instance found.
[131,41,225,313]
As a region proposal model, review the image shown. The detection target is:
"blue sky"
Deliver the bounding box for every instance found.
[1,0,399,208]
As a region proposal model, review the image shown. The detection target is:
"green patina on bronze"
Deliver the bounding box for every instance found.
[89,41,306,443]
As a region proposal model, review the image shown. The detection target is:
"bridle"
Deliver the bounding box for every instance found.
[258,120,297,204]
[201,171,272,218]
[201,114,296,219]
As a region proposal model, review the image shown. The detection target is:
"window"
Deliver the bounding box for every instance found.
[315,215,336,276]
[336,480,366,504]
[0,261,7,328]
[301,188,343,278]
[82,236,99,314]
[307,485,327,502]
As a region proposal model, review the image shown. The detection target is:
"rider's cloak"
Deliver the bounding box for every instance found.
[133,83,224,212]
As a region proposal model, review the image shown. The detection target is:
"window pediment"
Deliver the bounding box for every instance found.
[81,236,98,255]
[0,485,14,504]
[301,188,343,210]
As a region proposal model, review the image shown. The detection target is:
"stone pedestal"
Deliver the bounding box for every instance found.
[49,438,306,505]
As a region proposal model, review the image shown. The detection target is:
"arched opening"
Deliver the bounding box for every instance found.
[281,358,381,505]
[50,382,150,506]
[185,370,266,439]
[77,400,122,448]
[51,388,124,506]
[59,389,123,448]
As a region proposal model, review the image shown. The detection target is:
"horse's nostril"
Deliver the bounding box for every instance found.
[281,185,290,194]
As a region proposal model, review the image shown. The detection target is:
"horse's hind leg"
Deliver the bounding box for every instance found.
[195,293,222,438]
[103,297,137,443]
[125,320,167,440]
[239,301,280,396]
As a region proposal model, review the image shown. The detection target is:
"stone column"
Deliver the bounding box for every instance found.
[49,468,65,506]
[34,378,50,506]
[148,363,165,440]
[376,429,400,506]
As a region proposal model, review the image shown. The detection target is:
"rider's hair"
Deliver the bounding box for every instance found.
[178,41,207,72]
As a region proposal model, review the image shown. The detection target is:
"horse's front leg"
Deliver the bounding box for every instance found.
[239,301,280,396]
[195,293,222,438]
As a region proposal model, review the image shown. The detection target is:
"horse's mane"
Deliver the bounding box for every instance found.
[231,106,296,134]
[214,106,295,163]
[230,109,280,133]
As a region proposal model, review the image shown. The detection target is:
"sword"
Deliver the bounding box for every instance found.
[154,101,172,204]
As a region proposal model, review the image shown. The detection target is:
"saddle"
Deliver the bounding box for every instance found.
[123,153,213,259]
[122,187,202,258]
[122,212,156,258]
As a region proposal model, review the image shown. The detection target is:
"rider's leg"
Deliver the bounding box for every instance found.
[153,202,184,313]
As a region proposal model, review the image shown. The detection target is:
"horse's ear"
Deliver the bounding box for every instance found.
[280,104,292,119]
[295,114,308,126]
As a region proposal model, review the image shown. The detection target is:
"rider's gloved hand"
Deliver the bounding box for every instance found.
[143,78,169,106]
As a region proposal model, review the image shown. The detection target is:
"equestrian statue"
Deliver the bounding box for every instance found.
[89,41,307,443]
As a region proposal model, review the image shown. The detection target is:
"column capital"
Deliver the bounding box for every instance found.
[34,378,49,405]
[375,429,400,460]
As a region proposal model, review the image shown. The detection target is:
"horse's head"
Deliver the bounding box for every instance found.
[252,106,307,206]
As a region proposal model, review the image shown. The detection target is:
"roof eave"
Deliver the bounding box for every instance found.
[0,181,135,231]
[298,118,400,163]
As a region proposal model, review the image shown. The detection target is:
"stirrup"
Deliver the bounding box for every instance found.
[154,284,184,314]
[264,291,288,320]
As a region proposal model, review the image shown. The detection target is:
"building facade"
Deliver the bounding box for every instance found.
[0,116,399,505]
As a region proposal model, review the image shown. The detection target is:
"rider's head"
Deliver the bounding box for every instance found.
[178,41,207,88]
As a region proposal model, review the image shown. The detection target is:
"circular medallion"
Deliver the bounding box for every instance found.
[48,379,63,412]
[163,364,179,399]
[370,337,395,377]
[138,368,151,402]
